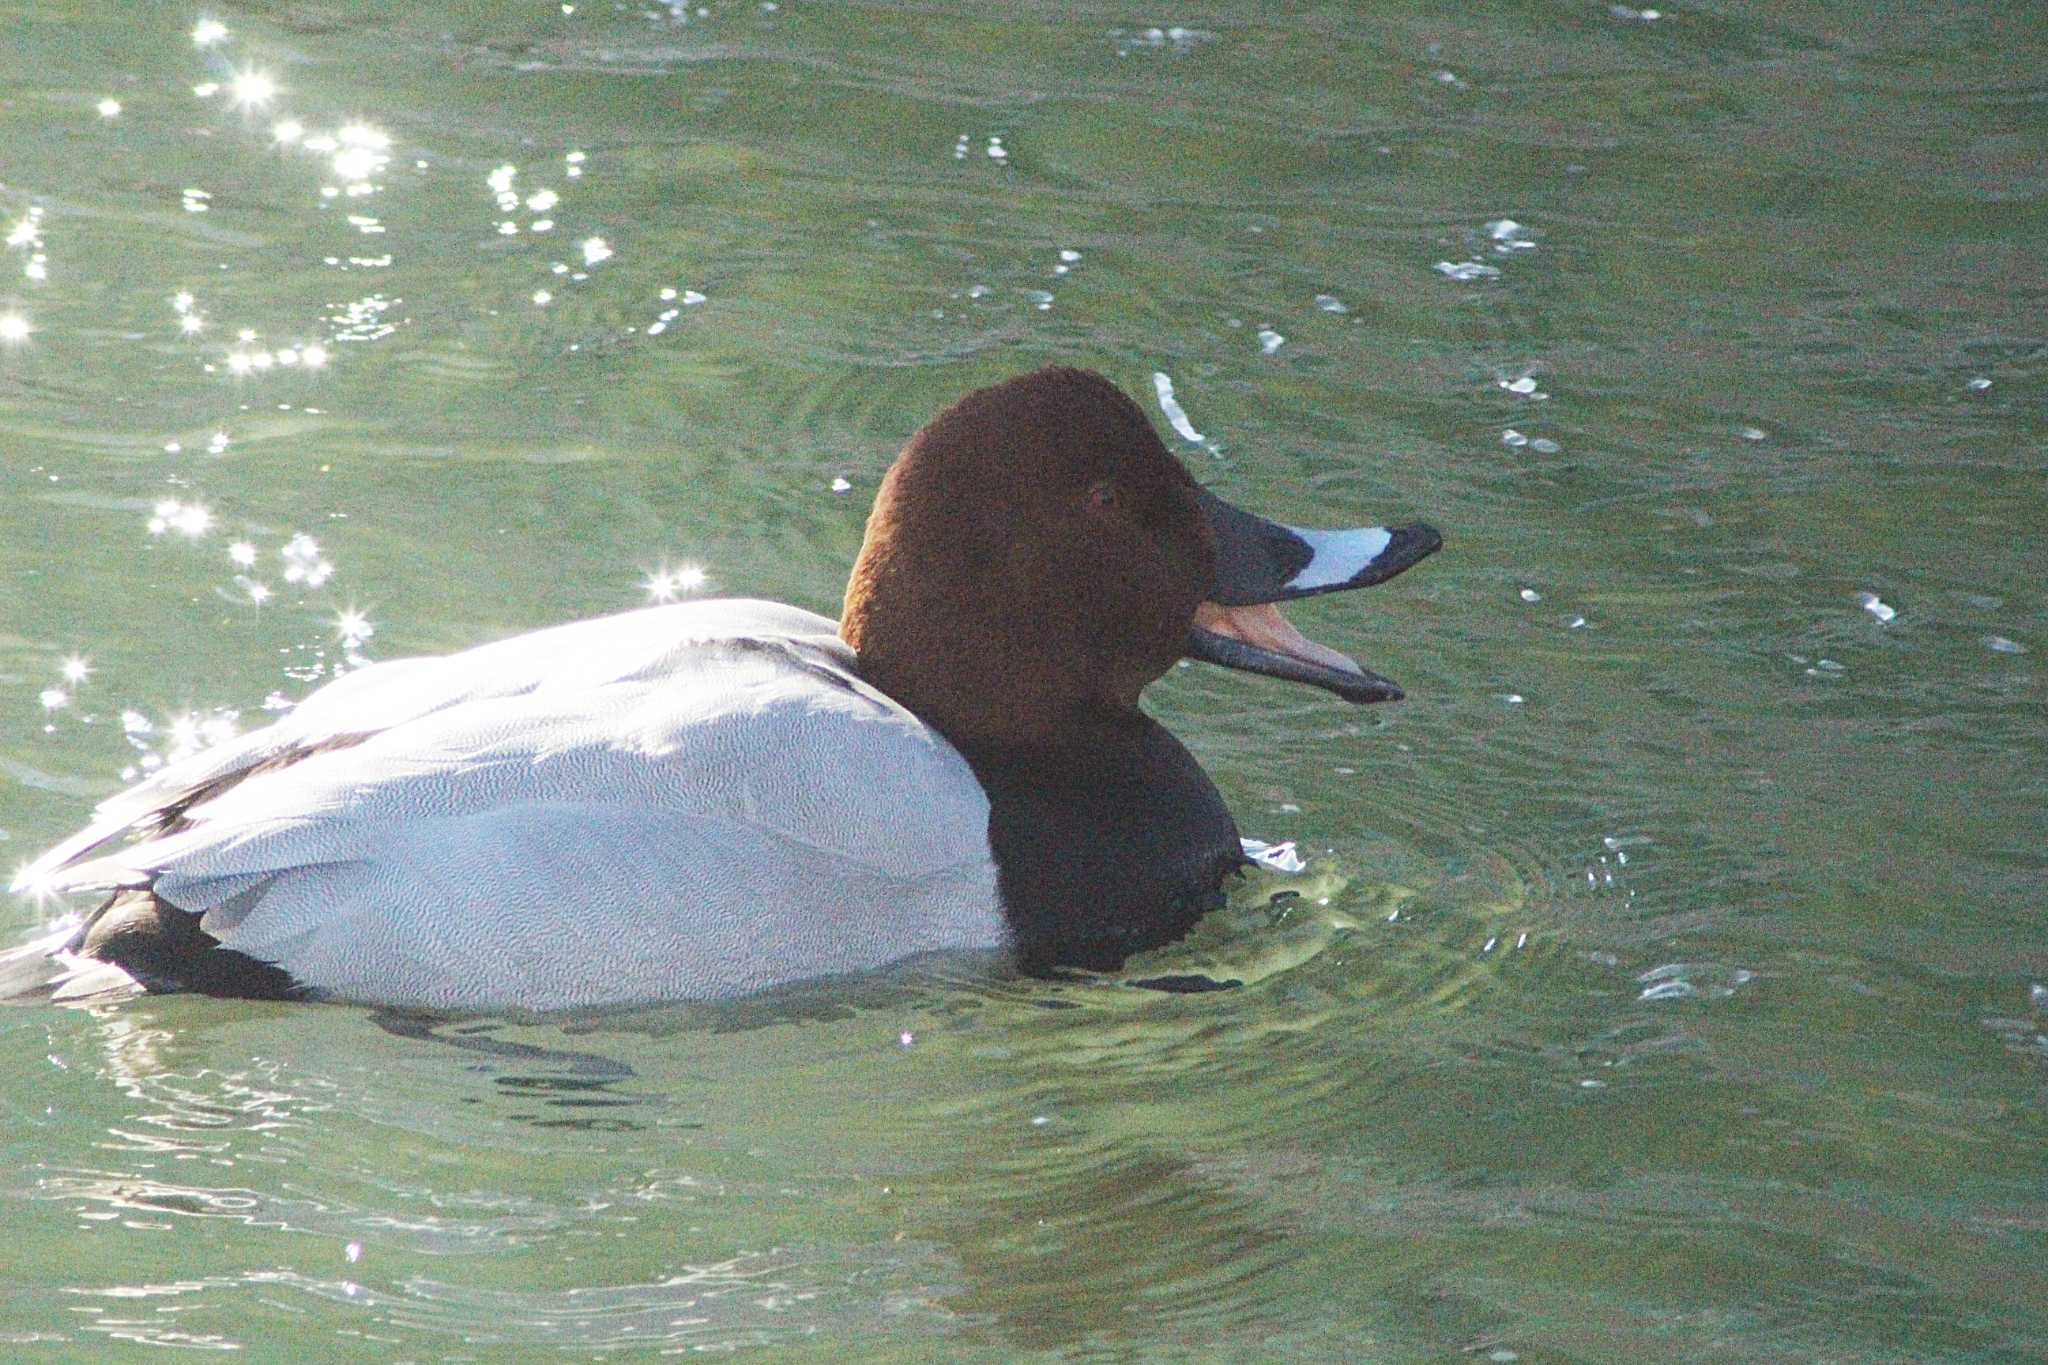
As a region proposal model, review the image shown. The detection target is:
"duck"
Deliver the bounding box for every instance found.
[5,367,1439,1011]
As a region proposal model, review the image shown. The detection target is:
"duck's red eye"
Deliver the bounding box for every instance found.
[1088,481,1118,513]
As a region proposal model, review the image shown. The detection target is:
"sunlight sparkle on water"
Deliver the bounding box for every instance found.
[60,656,92,684]
[97,98,121,119]
[283,533,336,587]
[229,542,257,567]
[231,70,278,109]
[333,148,381,182]
[147,499,212,537]
[643,565,709,602]
[336,609,374,646]
[0,315,30,343]
[273,119,305,145]
[193,18,229,46]
[581,236,613,265]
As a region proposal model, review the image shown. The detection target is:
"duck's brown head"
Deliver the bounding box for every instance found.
[841,367,1439,748]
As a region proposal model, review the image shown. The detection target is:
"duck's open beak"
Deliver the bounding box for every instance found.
[1186,486,1441,704]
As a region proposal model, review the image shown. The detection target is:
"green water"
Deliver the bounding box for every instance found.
[2,1,2043,1357]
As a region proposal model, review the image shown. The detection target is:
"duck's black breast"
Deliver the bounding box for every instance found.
[961,716,1248,973]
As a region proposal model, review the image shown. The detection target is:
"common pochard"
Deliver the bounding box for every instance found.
[7,367,1438,1009]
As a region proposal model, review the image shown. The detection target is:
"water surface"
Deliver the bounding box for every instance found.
[2,1,2044,1357]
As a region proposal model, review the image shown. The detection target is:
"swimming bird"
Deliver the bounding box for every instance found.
[6,367,1439,1009]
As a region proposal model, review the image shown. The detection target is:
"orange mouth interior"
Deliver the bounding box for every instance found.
[1191,601,1365,678]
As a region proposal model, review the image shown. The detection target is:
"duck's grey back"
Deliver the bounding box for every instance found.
[27,601,1006,1010]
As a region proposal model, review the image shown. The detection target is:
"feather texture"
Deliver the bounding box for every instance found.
[16,601,1005,1009]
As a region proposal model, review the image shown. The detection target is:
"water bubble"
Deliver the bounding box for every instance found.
[1519,587,1541,603]
[1485,219,1535,251]
[1314,294,1348,313]
[1529,437,1560,453]
[1151,372,1205,444]
[1857,592,1896,623]
[1435,260,1500,281]
[1985,635,2025,654]
[1501,429,1528,448]
[1257,327,1285,354]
